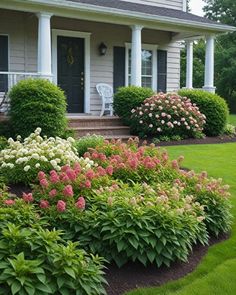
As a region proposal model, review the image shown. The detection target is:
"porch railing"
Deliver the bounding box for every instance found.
[0,71,53,114]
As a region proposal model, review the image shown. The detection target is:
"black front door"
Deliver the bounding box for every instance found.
[0,35,8,92]
[57,36,85,113]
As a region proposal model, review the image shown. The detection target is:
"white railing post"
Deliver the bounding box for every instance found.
[130,25,143,87]
[37,12,53,80]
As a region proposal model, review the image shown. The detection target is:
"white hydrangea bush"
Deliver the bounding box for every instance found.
[0,128,93,184]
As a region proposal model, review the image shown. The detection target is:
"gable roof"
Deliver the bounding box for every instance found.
[65,0,230,28]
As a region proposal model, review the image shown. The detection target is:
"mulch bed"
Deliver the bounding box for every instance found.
[142,134,236,146]
[105,234,229,295]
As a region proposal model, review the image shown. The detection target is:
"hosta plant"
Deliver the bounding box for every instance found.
[130,93,206,138]
[0,223,107,295]
[0,128,94,184]
[52,182,208,268]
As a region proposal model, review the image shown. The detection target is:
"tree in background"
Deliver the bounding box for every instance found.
[181,0,236,113]
[180,40,205,89]
[203,0,236,113]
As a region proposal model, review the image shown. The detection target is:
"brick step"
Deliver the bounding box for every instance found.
[72,126,131,137]
[68,116,124,128]
[104,135,136,141]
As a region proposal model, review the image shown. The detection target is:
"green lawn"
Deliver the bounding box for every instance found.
[229,114,236,126]
[126,143,236,295]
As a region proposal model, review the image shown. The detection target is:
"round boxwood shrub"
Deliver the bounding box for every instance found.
[9,78,67,138]
[113,86,154,125]
[178,89,229,136]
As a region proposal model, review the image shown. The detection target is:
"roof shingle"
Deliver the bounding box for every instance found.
[66,0,217,25]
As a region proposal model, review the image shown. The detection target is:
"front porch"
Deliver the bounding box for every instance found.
[0,1,234,117]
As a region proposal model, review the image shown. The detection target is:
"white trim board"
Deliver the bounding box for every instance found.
[52,29,91,114]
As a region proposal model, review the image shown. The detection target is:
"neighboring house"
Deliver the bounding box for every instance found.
[0,0,234,116]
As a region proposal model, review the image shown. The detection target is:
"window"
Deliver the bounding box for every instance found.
[125,43,158,91]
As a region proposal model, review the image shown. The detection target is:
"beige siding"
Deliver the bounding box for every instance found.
[0,10,181,115]
[163,43,181,92]
[0,10,25,72]
[121,0,183,10]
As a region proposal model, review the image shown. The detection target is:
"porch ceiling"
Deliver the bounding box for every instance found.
[0,0,235,38]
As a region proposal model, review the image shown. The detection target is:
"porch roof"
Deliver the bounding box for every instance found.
[64,0,235,33]
[0,0,235,36]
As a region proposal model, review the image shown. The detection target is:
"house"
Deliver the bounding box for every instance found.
[0,0,234,117]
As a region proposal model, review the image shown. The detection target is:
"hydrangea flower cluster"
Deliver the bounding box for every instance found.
[131,93,206,138]
[31,162,114,213]
[0,128,93,184]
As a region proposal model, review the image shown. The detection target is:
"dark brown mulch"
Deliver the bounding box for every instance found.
[8,183,32,197]
[142,135,236,147]
[105,234,229,295]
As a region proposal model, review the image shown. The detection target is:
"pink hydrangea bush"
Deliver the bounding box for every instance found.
[84,140,183,183]
[130,93,206,138]
[32,162,115,213]
[3,139,231,268]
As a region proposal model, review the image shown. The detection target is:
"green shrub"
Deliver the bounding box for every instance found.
[58,183,208,268]
[0,136,7,151]
[183,173,232,236]
[223,124,236,136]
[178,89,229,136]
[9,79,67,138]
[0,223,106,295]
[130,93,206,138]
[75,134,105,156]
[0,120,14,138]
[113,86,154,125]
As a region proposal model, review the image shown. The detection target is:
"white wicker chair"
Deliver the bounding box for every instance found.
[96,83,114,117]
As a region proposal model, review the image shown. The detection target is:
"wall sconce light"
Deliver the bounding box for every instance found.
[99,42,107,56]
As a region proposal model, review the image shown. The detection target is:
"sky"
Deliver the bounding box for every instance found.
[190,0,205,16]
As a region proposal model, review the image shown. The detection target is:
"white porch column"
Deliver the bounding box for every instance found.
[37,12,53,78]
[186,41,193,89]
[203,35,216,93]
[131,25,143,87]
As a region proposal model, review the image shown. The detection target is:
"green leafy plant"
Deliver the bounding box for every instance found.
[50,182,208,268]
[0,136,8,151]
[113,86,154,125]
[9,78,68,138]
[178,89,229,136]
[75,134,105,156]
[0,223,107,295]
[223,123,236,136]
[152,135,183,144]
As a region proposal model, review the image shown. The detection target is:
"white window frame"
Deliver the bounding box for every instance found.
[52,29,91,114]
[125,43,158,91]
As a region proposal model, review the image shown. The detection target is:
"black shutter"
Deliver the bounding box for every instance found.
[157,50,167,93]
[0,35,8,92]
[113,46,125,92]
